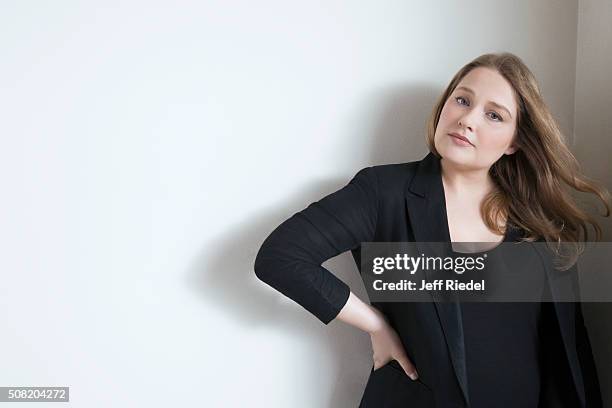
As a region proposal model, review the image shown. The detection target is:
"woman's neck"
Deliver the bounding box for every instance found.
[440,158,495,199]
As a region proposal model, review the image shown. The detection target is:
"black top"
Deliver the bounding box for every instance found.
[454,227,546,408]
[462,301,543,407]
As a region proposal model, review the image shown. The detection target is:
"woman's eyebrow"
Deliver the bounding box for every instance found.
[455,85,513,119]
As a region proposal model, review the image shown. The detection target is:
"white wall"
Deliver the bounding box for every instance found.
[1,1,606,407]
[574,0,612,406]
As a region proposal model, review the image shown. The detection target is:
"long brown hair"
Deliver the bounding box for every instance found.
[425,52,611,270]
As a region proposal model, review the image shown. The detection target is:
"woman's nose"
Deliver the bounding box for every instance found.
[458,111,476,132]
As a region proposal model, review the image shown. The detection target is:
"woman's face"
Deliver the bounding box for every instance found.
[434,67,518,171]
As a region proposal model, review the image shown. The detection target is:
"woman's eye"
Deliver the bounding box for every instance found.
[488,112,503,122]
[455,96,468,105]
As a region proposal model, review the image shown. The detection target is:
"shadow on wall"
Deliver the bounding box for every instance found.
[187,84,454,407]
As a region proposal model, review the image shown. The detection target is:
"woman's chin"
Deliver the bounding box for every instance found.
[439,145,474,162]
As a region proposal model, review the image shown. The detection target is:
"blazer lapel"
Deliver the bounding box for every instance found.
[404,152,470,406]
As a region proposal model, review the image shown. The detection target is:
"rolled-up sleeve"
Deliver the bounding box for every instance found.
[253,166,379,324]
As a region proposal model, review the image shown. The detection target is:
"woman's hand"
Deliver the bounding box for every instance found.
[334,293,419,380]
[368,307,419,381]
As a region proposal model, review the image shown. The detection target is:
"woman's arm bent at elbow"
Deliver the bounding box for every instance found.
[253,166,379,325]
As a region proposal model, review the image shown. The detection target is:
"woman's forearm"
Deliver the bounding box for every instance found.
[335,291,387,334]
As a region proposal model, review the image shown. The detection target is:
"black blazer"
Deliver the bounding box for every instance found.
[254,152,602,408]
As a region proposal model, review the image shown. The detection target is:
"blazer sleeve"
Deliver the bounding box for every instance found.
[570,263,604,407]
[253,166,379,325]
[575,302,603,408]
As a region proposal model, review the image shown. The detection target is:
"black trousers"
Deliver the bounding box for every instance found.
[359,360,437,408]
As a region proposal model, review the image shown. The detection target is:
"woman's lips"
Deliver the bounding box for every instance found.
[448,132,473,147]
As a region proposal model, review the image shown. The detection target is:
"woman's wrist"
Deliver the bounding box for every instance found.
[337,292,388,334]
[366,306,388,334]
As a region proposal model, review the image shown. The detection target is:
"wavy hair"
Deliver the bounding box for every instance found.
[425,52,611,270]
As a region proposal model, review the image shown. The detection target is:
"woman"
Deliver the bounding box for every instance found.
[254,52,610,407]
